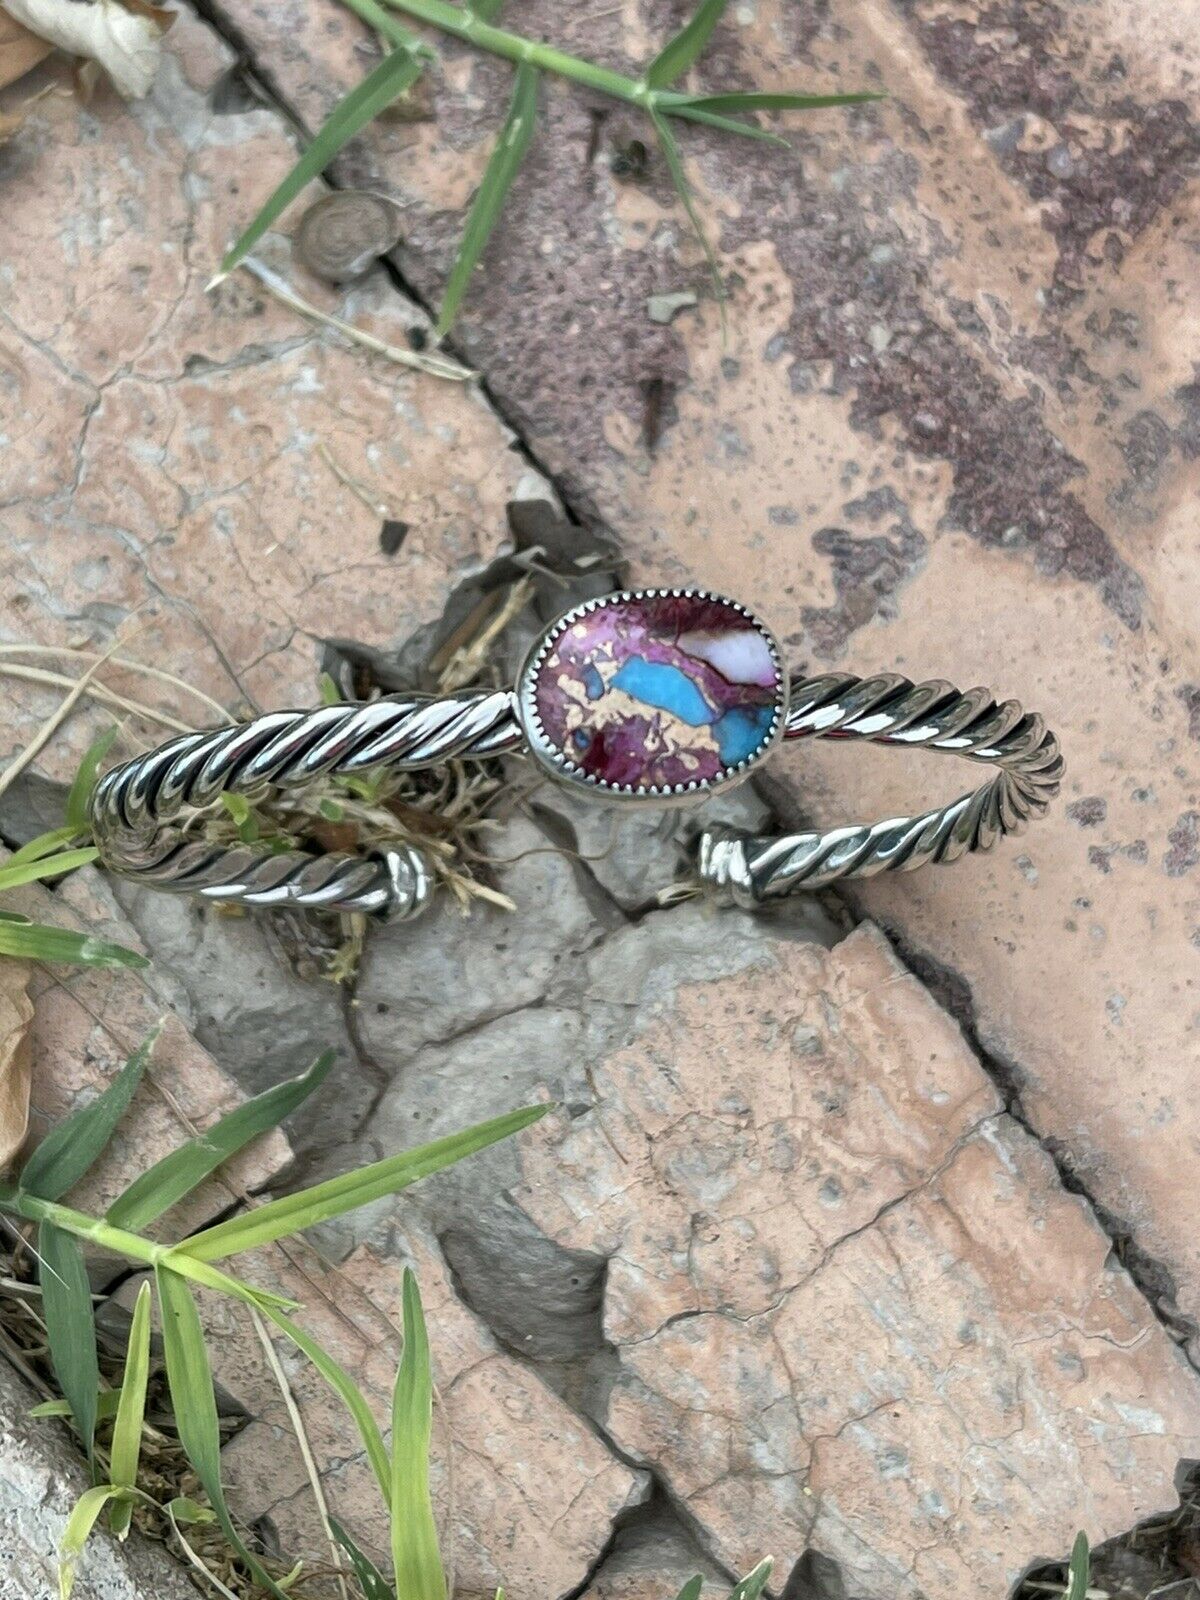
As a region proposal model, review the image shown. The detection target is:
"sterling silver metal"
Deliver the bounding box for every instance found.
[89,591,1063,918]
[89,689,519,919]
[695,670,1062,905]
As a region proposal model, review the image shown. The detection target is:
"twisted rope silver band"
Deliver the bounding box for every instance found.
[89,690,521,918]
[696,671,1063,906]
[89,666,1061,918]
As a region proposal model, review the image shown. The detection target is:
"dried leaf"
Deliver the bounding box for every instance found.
[0,8,52,91]
[1,0,171,99]
[0,957,34,1171]
[120,0,175,27]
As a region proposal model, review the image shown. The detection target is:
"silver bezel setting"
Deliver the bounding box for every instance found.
[515,587,790,808]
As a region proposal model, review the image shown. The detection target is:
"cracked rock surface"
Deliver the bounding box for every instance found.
[202,1219,648,1599]
[514,925,1200,1597]
[4,2,1200,1598]
[200,0,1200,1353]
[0,9,540,780]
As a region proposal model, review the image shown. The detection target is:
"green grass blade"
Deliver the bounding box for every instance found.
[0,848,99,892]
[6,827,79,867]
[436,59,539,335]
[645,0,728,89]
[468,0,505,15]
[217,45,424,283]
[166,1495,216,1525]
[58,1484,119,1600]
[341,0,431,54]
[39,1221,100,1466]
[678,89,884,112]
[330,1516,395,1600]
[176,1103,548,1263]
[219,791,259,844]
[107,1281,152,1538]
[21,1027,160,1202]
[66,726,120,836]
[156,1266,292,1600]
[672,1579,703,1600]
[728,1559,772,1600]
[660,100,789,145]
[648,105,723,308]
[260,1301,391,1506]
[106,1052,336,1233]
[0,917,148,970]
[31,1389,122,1422]
[391,1269,444,1600]
[1066,1533,1090,1600]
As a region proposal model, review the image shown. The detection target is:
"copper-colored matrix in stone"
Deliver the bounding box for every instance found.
[532,593,781,792]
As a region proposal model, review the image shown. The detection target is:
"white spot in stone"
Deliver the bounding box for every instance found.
[1112,1403,1165,1434]
[290,366,324,394]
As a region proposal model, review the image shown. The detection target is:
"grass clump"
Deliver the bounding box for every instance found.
[215,0,881,329]
[0,1029,545,1598]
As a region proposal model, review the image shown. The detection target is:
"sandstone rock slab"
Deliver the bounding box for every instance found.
[197,0,1200,1346]
[509,925,1200,1598]
[349,894,838,1361]
[0,6,543,788]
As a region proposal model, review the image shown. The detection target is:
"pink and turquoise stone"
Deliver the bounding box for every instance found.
[530,593,782,792]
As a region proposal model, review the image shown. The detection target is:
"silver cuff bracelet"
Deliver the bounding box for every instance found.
[89,588,1064,919]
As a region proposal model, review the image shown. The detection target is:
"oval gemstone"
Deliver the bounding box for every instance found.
[525,591,784,795]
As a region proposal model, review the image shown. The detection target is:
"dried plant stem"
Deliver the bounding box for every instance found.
[0,1314,54,1398]
[166,1504,244,1600]
[238,257,476,381]
[0,645,235,724]
[249,1306,350,1600]
[317,443,393,519]
[434,576,535,692]
[0,663,194,735]
[0,638,121,801]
